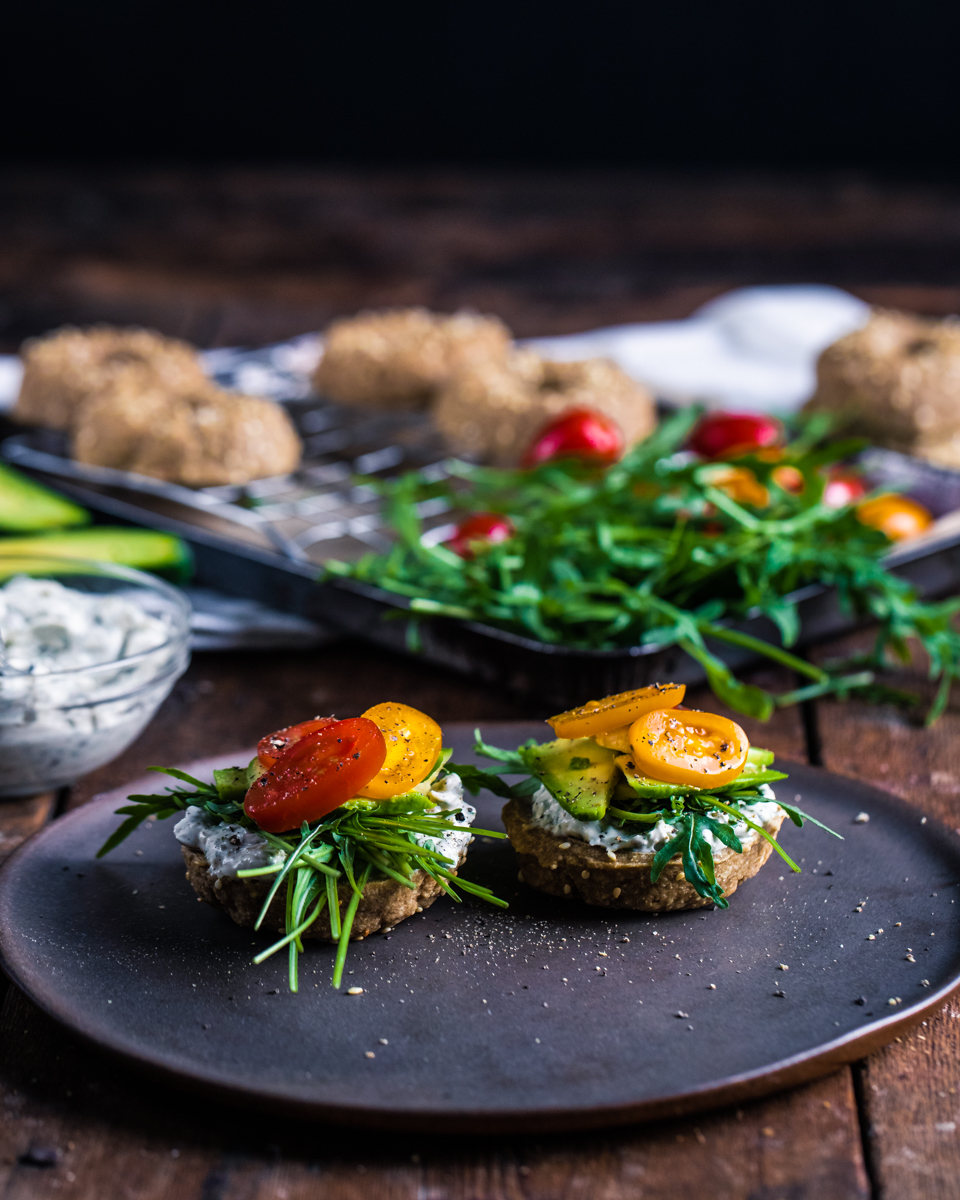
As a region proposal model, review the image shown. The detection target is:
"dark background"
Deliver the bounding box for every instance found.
[4,0,960,171]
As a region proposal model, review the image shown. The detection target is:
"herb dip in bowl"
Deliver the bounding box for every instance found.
[0,556,191,796]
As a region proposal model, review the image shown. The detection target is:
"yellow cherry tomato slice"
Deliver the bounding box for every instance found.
[856,494,933,542]
[356,702,443,800]
[593,724,633,752]
[628,708,748,787]
[547,683,685,740]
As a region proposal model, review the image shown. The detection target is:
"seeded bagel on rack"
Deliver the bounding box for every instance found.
[72,377,302,487]
[805,308,960,469]
[434,351,656,466]
[15,325,209,432]
[314,307,511,410]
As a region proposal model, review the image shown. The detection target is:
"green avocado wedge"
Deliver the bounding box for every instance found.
[518,737,620,821]
[0,527,193,581]
[0,463,89,532]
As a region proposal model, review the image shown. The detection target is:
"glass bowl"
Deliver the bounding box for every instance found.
[0,555,192,797]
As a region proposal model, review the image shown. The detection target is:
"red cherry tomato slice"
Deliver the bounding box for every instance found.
[257,717,338,768]
[822,469,867,509]
[521,408,624,468]
[446,512,515,559]
[245,717,386,832]
[689,412,782,460]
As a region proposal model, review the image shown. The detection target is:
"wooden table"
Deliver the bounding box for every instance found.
[1,167,959,1197]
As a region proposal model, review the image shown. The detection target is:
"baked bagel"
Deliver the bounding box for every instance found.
[502,796,785,911]
[72,377,302,487]
[434,351,656,466]
[314,307,511,410]
[181,843,463,940]
[15,325,209,431]
[805,308,960,469]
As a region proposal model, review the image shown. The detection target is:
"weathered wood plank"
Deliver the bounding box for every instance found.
[0,793,56,864]
[4,167,960,351]
[0,987,866,1200]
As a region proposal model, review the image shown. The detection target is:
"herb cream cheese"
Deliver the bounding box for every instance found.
[528,783,782,855]
[175,771,477,878]
[0,575,187,796]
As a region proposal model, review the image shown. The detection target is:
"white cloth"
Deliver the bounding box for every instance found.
[523,285,870,414]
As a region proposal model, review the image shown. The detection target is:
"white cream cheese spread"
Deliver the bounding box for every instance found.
[174,806,285,876]
[0,575,187,796]
[528,782,782,856]
[175,771,477,879]
[0,576,169,672]
[419,772,476,867]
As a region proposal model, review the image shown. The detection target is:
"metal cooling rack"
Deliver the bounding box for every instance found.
[1,336,458,566]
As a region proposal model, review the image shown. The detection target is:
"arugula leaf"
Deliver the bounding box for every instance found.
[327,418,959,723]
[778,802,845,839]
[449,762,539,800]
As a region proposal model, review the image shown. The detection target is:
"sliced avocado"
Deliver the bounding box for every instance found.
[0,463,89,532]
[746,746,774,767]
[214,766,251,805]
[616,746,776,797]
[0,527,193,581]
[616,754,700,799]
[519,737,619,821]
[246,757,266,787]
[342,748,455,815]
[343,791,435,815]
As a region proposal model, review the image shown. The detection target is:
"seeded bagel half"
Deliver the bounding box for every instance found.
[181,844,465,940]
[502,798,785,911]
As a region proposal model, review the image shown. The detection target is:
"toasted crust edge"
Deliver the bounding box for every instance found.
[181,844,461,940]
[501,798,785,911]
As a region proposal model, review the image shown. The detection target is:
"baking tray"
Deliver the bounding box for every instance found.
[4,353,960,709]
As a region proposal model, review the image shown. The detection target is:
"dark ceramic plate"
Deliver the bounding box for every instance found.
[1,723,958,1133]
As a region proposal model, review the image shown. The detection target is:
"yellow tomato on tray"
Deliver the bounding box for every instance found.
[628,708,748,787]
[856,494,933,542]
[547,683,685,740]
[357,702,443,799]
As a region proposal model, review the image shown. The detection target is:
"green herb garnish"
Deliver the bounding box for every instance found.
[98,763,507,992]
[328,410,960,723]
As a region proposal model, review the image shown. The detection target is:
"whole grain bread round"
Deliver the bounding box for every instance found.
[501,798,785,911]
[15,325,209,431]
[804,308,960,469]
[434,351,656,466]
[314,307,511,410]
[72,379,302,487]
[181,844,462,940]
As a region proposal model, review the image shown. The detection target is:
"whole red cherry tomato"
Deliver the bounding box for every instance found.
[521,408,624,468]
[245,717,386,832]
[257,717,338,768]
[822,469,867,509]
[446,512,515,559]
[689,412,782,460]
